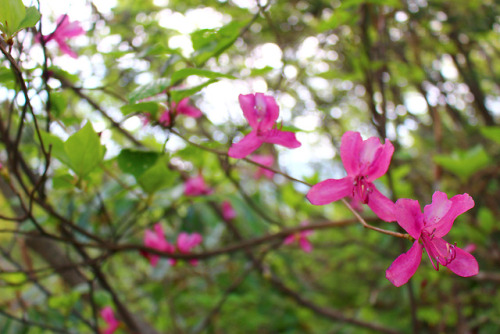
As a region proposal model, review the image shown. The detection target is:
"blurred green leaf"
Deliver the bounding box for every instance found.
[191,20,248,65]
[171,68,234,84]
[0,0,25,36]
[120,101,161,117]
[480,126,500,145]
[64,122,106,178]
[128,78,171,103]
[433,145,491,181]
[137,157,175,194]
[39,130,72,167]
[16,6,40,32]
[117,149,160,179]
[171,79,217,102]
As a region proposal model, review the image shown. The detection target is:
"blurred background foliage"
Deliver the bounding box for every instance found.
[0,0,499,333]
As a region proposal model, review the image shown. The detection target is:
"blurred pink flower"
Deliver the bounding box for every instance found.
[169,232,203,266]
[184,174,213,197]
[37,15,85,58]
[463,243,477,253]
[221,200,237,220]
[307,131,396,222]
[251,154,275,179]
[386,191,478,287]
[142,223,175,267]
[283,222,314,253]
[100,306,120,334]
[228,93,301,159]
[159,98,202,127]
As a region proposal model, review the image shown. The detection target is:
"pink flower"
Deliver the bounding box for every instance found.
[140,112,151,126]
[169,232,203,266]
[37,15,85,58]
[100,306,120,334]
[283,222,314,253]
[251,154,275,179]
[221,200,237,220]
[142,223,175,267]
[306,131,396,222]
[184,174,213,197]
[228,93,301,159]
[386,191,478,287]
[159,98,202,127]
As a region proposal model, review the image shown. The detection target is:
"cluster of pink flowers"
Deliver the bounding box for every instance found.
[223,92,478,286]
[142,223,202,267]
[303,130,478,286]
[136,90,478,287]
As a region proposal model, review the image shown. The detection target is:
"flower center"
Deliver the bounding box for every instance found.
[353,176,372,204]
[421,229,457,271]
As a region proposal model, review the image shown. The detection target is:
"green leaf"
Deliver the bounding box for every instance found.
[191,20,248,66]
[120,101,161,117]
[16,6,40,32]
[49,92,67,118]
[480,126,500,145]
[433,145,491,181]
[171,79,217,103]
[63,122,106,178]
[117,149,160,179]
[137,158,175,194]
[39,130,72,167]
[0,0,25,36]
[128,78,171,103]
[171,68,234,84]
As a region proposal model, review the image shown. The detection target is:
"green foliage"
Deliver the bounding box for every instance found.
[0,0,40,39]
[433,146,491,181]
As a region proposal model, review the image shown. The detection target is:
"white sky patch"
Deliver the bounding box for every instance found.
[297,36,319,60]
[404,92,428,115]
[440,54,458,80]
[279,132,336,180]
[200,80,250,125]
[293,113,321,131]
[246,43,283,69]
[157,7,227,33]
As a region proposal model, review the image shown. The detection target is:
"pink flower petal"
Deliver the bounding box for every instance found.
[306,177,353,205]
[445,246,479,277]
[299,237,313,253]
[177,232,203,253]
[386,241,423,287]
[366,186,396,222]
[365,140,394,182]
[100,306,119,334]
[228,131,263,159]
[177,98,202,118]
[283,234,296,245]
[261,129,301,149]
[251,154,275,179]
[257,93,280,132]
[184,175,213,196]
[55,39,78,58]
[430,193,474,238]
[340,131,363,176]
[159,110,171,126]
[423,191,452,226]
[394,199,424,239]
[359,137,384,174]
[55,15,85,38]
[221,200,237,220]
[238,94,258,129]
